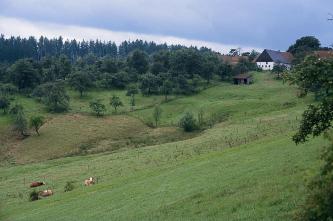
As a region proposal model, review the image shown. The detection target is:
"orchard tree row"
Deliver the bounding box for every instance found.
[0,46,257,113]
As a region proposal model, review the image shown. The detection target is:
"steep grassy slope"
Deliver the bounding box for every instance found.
[0,72,326,220]
[10,115,195,164]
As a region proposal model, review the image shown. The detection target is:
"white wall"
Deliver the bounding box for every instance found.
[256,62,274,70]
[256,62,292,71]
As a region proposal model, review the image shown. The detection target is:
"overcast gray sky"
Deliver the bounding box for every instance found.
[0,0,332,53]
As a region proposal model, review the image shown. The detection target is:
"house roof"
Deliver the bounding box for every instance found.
[255,49,293,64]
[314,50,333,58]
[233,74,252,79]
[219,55,248,65]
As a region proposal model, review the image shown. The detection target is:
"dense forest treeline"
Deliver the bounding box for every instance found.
[0,34,193,62]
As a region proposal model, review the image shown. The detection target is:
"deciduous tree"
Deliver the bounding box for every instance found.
[9,59,40,90]
[89,99,106,117]
[287,55,333,221]
[69,71,92,97]
[288,56,333,143]
[30,115,45,136]
[153,105,162,127]
[127,50,149,74]
[110,95,123,113]
[126,84,139,110]
[161,80,173,101]
[288,36,321,55]
[139,73,159,96]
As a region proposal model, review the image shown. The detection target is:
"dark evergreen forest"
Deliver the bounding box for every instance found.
[0,34,188,62]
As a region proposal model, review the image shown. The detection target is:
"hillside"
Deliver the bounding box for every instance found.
[0,72,326,220]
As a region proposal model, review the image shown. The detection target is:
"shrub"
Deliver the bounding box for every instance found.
[0,83,18,96]
[145,120,155,128]
[9,103,24,115]
[13,108,28,137]
[32,82,70,113]
[64,181,75,192]
[197,109,204,128]
[89,99,106,117]
[179,112,198,132]
[29,190,39,201]
[79,142,95,154]
[0,96,10,114]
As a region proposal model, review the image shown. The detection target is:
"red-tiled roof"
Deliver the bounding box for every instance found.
[280,52,294,63]
[314,50,333,58]
[219,55,248,65]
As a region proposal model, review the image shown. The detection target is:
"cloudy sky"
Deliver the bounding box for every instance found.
[0,0,332,53]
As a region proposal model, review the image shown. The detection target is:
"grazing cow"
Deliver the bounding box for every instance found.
[84,177,95,186]
[39,189,53,197]
[30,181,45,188]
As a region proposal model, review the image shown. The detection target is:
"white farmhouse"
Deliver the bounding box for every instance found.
[255,49,293,71]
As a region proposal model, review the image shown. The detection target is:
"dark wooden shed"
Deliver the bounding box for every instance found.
[233,74,252,85]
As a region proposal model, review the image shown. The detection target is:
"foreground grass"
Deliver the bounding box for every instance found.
[0,134,326,221]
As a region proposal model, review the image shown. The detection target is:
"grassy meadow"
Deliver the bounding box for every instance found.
[0,72,327,220]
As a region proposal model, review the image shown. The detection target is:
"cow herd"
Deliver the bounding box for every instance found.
[29,177,96,200]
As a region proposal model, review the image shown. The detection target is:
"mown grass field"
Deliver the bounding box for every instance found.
[0,72,327,220]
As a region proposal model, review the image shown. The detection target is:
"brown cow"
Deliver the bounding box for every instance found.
[39,189,53,197]
[84,177,95,186]
[30,181,45,188]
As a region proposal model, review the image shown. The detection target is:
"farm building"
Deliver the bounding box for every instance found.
[233,74,252,85]
[255,49,293,70]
